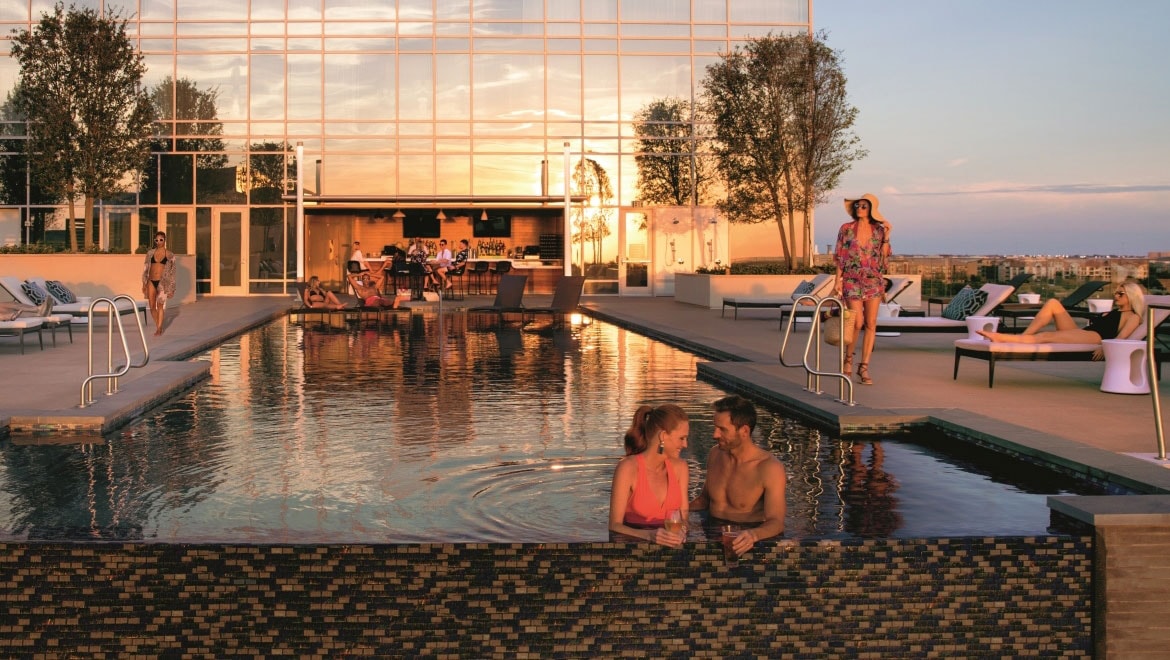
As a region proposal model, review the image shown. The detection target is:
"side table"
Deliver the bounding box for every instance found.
[1100,339,1149,394]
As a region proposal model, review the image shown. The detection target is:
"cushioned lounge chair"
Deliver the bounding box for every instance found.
[468,273,528,316]
[885,277,913,304]
[721,273,833,320]
[953,294,1170,387]
[521,276,585,326]
[29,276,148,324]
[875,283,1017,333]
[0,317,45,353]
[0,276,140,324]
[997,281,1109,330]
[926,273,1033,316]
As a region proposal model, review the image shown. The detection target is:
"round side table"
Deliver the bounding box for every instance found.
[1100,339,1150,394]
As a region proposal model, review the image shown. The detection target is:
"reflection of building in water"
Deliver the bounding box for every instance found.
[841,442,902,538]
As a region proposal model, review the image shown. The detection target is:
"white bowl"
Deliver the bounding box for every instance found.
[1017,293,1040,304]
[1087,299,1113,314]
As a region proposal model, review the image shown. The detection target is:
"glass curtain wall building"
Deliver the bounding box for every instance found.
[0,0,810,295]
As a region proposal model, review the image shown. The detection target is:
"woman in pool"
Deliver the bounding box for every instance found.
[141,231,177,336]
[303,276,346,310]
[833,193,893,385]
[609,404,690,548]
[978,280,1145,358]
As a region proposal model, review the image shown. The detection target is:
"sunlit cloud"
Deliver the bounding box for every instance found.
[947,158,968,167]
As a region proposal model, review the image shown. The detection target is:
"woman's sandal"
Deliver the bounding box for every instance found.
[858,363,873,385]
[843,353,854,376]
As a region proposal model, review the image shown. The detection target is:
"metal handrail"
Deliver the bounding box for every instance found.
[778,294,855,405]
[1148,301,1168,459]
[80,295,150,408]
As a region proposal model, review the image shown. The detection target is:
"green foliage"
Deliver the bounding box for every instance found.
[632,98,715,206]
[694,262,830,275]
[0,242,70,254]
[702,32,865,270]
[10,3,156,252]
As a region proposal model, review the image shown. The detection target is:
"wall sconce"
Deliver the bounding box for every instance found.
[436,209,448,221]
[392,209,405,220]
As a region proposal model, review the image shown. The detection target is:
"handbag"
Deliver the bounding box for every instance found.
[823,308,857,346]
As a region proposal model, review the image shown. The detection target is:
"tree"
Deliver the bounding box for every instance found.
[10,3,155,251]
[632,97,714,206]
[141,76,228,207]
[571,157,613,268]
[703,32,864,269]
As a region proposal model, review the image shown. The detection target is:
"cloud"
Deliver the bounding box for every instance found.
[947,158,968,168]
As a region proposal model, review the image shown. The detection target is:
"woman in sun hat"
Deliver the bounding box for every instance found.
[833,193,893,385]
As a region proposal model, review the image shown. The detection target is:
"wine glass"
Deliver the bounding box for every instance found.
[664,509,685,537]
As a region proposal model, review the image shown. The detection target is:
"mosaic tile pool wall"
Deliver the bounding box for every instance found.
[0,538,1092,657]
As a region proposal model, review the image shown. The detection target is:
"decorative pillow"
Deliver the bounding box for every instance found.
[791,280,815,296]
[20,281,46,305]
[941,286,988,320]
[45,280,77,303]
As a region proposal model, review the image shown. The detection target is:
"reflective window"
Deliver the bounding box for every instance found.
[474,155,539,196]
[436,54,470,121]
[693,0,727,23]
[436,155,470,194]
[324,155,397,195]
[619,0,690,23]
[325,54,394,121]
[177,0,243,20]
[730,0,810,23]
[323,0,395,21]
[546,0,580,21]
[249,54,286,120]
[474,0,544,21]
[250,0,285,20]
[288,0,323,21]
[473,54,543,121]
[435,1,470,21]
[582,0,618,22]
[288,54,322,120]
[398,154,433,193]
[546,55,581,121]
[399,54,434,120]
[621,55,693,115]
[583,55,617,121]
[398,0,433,22]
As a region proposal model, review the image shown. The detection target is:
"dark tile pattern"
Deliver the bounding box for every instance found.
[0,537,1091,657]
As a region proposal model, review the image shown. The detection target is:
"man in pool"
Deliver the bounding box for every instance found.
[689,395,786,556]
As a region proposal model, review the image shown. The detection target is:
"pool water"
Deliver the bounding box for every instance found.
[0,313,1107,543]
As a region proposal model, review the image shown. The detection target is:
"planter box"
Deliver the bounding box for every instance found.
[674,273,811,309]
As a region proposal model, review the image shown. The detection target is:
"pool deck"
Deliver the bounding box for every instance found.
[3,293,1170,492]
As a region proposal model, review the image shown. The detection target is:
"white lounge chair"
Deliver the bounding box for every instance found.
[721,273,833,320]
[0,317,45,353]
[874,283,1017,333]
[953,294,1170,387]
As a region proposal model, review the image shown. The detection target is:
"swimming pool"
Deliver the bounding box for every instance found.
[0,312,1107,542]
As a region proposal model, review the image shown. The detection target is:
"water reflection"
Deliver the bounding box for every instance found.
[0,314,1109,542]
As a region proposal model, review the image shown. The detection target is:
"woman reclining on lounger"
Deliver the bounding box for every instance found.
[978,281,1146,359]
[304,276,347,310]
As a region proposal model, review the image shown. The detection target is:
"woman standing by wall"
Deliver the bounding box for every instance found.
[142,231,177,336]
[833,194,892,385]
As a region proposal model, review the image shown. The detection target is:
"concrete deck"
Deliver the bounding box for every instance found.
[3,293,1169,493]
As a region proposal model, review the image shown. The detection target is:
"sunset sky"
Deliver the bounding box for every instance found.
[812,0,1169,256]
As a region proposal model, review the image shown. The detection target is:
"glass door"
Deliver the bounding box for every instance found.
[212,207,248,295]
[618,209,652,296]
[159,208,192,255]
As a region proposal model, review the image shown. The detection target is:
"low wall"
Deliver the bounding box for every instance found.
[674,273,923,310]
[0,254,196,307]
[0,537,1091,656]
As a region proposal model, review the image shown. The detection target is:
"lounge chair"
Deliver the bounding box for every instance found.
[926,273,1033,316]
[0,317,45,353]
[468,273,528,316]
[521,276,585,327]
[874,283,1018,333]
[953,294,1170,387]
[997,281,1109,330]
[0,276,141,324]
[721,273,833,320]
[885,277,913,304]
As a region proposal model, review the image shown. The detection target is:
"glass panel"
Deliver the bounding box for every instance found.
[436,38,470,51]
[399,139,432,153]
[177,24,248,37]
[546,0,580,21]
[693,25,726,37]
[251,0,285,20]
[177,0,240,20]
[323,155,397,196]
[435,1,470,21]
[474,0,543,21]
[436,138,470,153]
[289,0,323,20]
[583,55,618,121]
[197,154,247,204]
[473,38,543,53]
[546,23,580,36]
[248,148,291,204]
[324,37,396,51]
[473,154,538,196]
[324,22,397,36]
[436,54,470,120]
[398,154,433,194]
[325,53,394,122]
[323,0,395,21]
[284,208,297,282]
[547,38,580,52]
[288,38,323,51]
[138,208,158,251]
[436,155,470,195]
[621,56,692,117]
[288,54,322,120]
[472,54,543,121]
[399,55,434,120]
[398,38,434,51]
[250,54,286,120]
[160,154,194,204]
[177,55,248,121]
[108,212,132,253]
[398,0,434,21]
[582,0,618,21]
[165,211,190,254]
[694,0,726,22]
[218,211,242,287]
[195,207,211,293]
[730,0,809,23]
[250,21,286,36]
[618,0,689,23]
[472,138,543,153]
[251,207,285,283]
[583,23,618,36]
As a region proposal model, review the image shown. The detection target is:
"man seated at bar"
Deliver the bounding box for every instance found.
[689,395,786,556]
[348,273,408,309]
[429,239,454,290]
[350,241,386,289]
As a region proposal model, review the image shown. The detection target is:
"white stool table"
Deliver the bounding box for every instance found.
[964,315,1000,341]
[1101,339,1150,394]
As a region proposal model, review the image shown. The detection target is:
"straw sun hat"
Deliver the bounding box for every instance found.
[843,193,885,222]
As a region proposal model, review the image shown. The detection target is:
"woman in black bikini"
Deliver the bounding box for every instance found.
[304,276,346,310]
[978,281,1146,359]
[141,231,177,336]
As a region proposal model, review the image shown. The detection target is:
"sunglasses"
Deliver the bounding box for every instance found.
[854,203,870,209]
[155,238,165,243]
[1114,290,1127,297]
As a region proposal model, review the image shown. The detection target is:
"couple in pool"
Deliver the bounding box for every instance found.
[608,395,787,557]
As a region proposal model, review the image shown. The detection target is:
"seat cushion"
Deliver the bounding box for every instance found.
[942,286,988,320]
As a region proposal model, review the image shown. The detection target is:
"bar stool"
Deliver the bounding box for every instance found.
[488,260,512,294]
[446,264,467,300]
[470,261,490,294]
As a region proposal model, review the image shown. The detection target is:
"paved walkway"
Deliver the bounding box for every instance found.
[3,293,1169,492]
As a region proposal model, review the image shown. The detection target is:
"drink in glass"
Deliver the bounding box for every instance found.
[664,509,684,534]
[721,525,739,565]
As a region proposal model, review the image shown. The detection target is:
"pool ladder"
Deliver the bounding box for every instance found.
[778,294,855,406]
[80,295,151,408]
